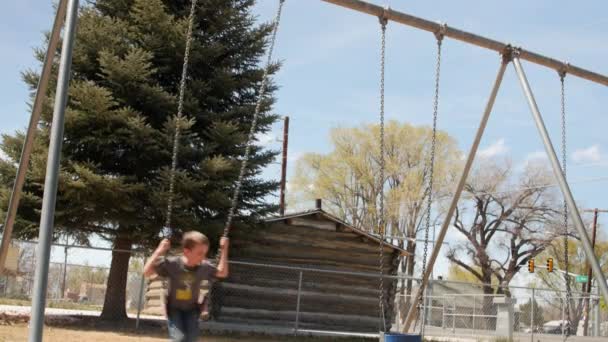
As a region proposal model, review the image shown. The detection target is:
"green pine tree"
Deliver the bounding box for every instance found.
[0,0,279,320]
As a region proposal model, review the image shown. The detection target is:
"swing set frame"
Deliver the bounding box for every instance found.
[1,0,608,340]
[317,0,608,333]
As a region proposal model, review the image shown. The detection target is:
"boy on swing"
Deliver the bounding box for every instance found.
[144,231,229,342]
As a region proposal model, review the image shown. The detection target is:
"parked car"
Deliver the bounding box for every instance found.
[543,320,570,334]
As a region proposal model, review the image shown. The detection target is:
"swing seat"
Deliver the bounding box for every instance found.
[380,333,422,342]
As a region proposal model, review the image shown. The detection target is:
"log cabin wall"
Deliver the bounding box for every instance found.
[215,212,402,332]
[144,210,404,333]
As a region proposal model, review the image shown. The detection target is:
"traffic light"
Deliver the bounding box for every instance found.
[528,259,535,273]
[547,258,554,273]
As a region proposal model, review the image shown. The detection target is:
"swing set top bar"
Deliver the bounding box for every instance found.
[321,0,608,87]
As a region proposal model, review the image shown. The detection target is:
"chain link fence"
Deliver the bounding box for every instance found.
[407,281,607,341]
[0,240,145,322]
[1,239,607,341]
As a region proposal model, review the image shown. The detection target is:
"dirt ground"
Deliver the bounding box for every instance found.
[0,316,373,342]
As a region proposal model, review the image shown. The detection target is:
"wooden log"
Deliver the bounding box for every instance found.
[238,230,395,255]
[215,316,379,333]
[233,247,393,270]
[227,264,382,289]
[218,283,381,316]
[230,256,393,273]
[218,307,379,329]
[224,274,379,297]
[234,223,397,253]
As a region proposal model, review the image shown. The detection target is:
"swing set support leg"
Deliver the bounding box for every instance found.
[0,0,68,276]
[512,56,608,308]
[402,55,510,333]
[28,0,79,341]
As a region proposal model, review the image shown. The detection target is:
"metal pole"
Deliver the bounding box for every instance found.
[28,0,79,341]
[593,285,599,337]
[473,295,476,335]
[421,281,428,337]
[136,256,147,330]
[279,116,290,216]
[530,288,535,342]
[0,0,68,276]
[61,244,68,298]
[452,299,456,334]
[320,0,608,87]
[403,57,510,332]
[442,297,445,330]
[294,271,303,334]
[512,56,608,307]
[583,208,598,336]
[561,297,566,338]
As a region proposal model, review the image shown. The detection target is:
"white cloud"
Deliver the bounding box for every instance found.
[479,139,509,159]
[524,150,548,164]
[0,149,6,161]
[257,132,278,146]
[572,145,601,163]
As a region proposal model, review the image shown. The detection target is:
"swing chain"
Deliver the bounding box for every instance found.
[418,26,444,330]
[222,0,286,238]
[165,0,199,233]
[559,70,572,337]
[378,16,388,333]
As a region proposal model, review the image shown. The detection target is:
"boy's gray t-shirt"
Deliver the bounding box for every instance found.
[154,256,217,310]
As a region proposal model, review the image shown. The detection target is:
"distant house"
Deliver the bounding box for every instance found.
[395,280,518,331]
[64,289,80,302]
[79,282,106,305]
[145,200,409,333]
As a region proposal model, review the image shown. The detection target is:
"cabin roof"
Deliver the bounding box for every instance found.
[265,209,410,256]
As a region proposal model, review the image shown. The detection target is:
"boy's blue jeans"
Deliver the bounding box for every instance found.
[167,308,200,342]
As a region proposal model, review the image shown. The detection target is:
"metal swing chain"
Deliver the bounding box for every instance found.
[560,71,572,338]
[161,0,198,317]
[222,0,286,238]
[418,26,445,333]
[165,0,199,233]
[378,14,388,333]
[201,1,286,321]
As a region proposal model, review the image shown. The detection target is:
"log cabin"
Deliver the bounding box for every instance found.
[144,200,409,333]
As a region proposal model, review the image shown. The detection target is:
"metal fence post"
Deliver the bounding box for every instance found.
[531,288,535,342]
[561,296,566,339]
[61,244,68,299]
[135,255,147,330]
[442,297,446,330]
[421,281,428,338]
[593,296,599,337]
[472,294,476,335]
[452,298,456,334]
[294,271,303,334]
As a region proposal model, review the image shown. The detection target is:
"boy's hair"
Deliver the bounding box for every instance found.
[181,231,209,250]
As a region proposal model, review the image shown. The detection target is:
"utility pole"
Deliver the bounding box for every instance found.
[581,208,606,336]
[279,116,289,216]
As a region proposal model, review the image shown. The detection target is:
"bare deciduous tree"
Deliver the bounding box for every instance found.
[447,159,560,326]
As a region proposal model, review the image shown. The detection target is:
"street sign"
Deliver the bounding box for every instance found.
[576,275,589,283]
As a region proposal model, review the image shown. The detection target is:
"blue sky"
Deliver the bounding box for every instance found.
[1,1,608,281]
